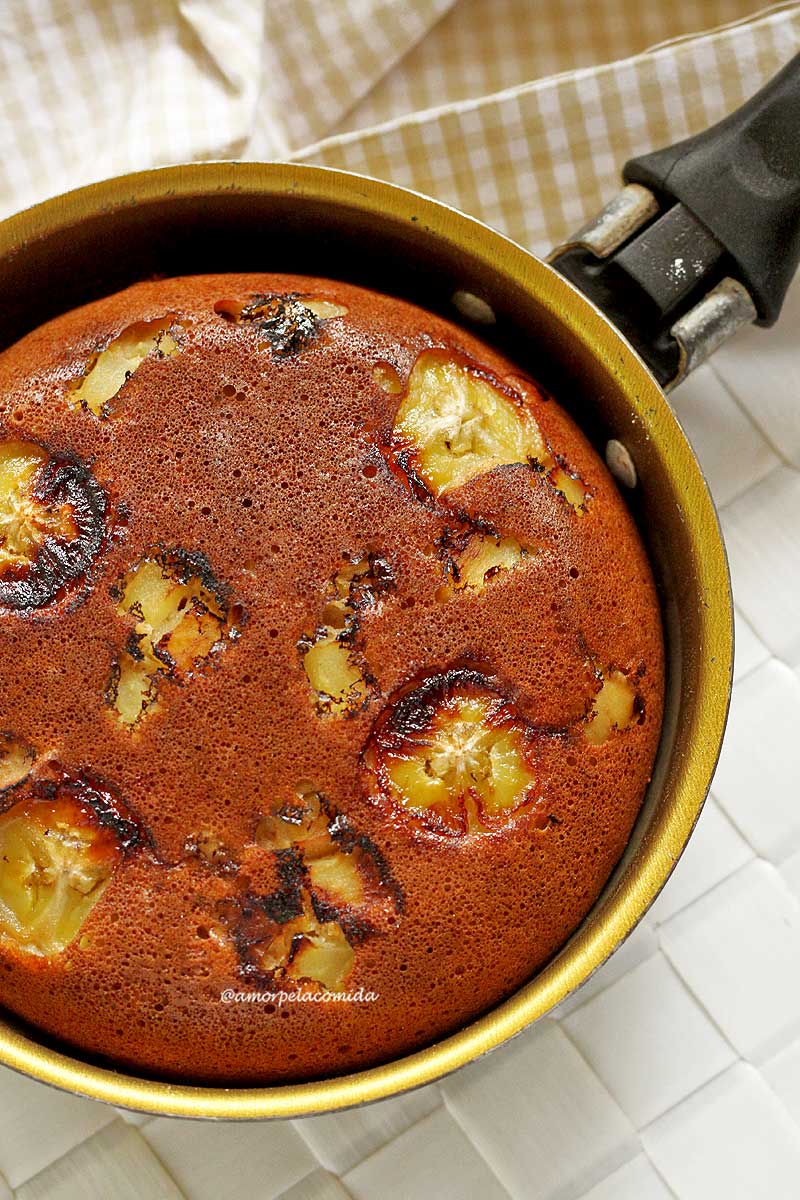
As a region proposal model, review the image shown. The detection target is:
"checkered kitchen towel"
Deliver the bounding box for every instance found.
[1,0,798,238]
[3,4,800,1200]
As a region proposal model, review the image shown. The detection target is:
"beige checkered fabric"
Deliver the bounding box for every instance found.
[339,0,786,133]
[0,0,455,216]
[0,1,797,225]
[294,3,800,255]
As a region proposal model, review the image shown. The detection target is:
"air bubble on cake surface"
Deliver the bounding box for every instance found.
[0,733,36,792]
[213,293,347,357]
[584,668,637,745]
[437,530,535,602]
[68,315,180,417]
[300,553,394,719]
[0,439,107,611]
[107,548,242,729]
[364,668,541,835]
[0,770,140,957]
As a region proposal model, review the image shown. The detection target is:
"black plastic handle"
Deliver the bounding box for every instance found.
[624,51,800,326]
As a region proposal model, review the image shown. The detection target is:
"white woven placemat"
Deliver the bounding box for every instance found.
[1,3,800,1198]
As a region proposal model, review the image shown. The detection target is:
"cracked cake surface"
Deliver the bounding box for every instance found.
[0,273,663,1083]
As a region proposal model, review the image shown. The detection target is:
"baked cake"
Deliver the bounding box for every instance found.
[0,274,663,1083]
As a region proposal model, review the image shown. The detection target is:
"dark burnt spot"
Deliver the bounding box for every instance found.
[58,771,143,852]
[326,812,405,913]
[342,552,396,614]
[0,449,108,613]
[9,764,145,852]
[273,847,305,900]
[216,895,274,976]
[216,884,308,981]
[391,448,434,505]
[123,630,145,663]
[377,667,501,744]
[103,661,121,709]
[315,901,371,947]
[151,545,231,607]
[260,880,304,927]
[274,801,309,827]
[235,294,321,357]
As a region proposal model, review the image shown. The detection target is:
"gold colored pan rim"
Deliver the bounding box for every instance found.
[0,162,733,1118]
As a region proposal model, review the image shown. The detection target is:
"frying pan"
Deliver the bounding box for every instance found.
[0,53,797,1119]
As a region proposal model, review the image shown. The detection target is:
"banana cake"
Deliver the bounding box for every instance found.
[0,274,663,1083]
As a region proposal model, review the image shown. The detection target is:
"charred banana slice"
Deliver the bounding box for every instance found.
[386,350,590,511]
[259,896,355,991]
[585,668,637,745]
[257,788,364,908]
[217,886,357,993]
[214,293,346,357]
[218,785,402,992]
[300,553,393,719]
[0,770,140,956]
[364,668,540,835]
[107,548,242,728]
[69,315,180,417]
[0,439,107,611]
[437,529,534,601]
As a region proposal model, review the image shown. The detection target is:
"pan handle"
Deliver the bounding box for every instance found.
[549,52,800,390]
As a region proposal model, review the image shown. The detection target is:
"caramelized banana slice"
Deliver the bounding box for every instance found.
[365,669,540,835]
[217,888,356,992]
[302,634,370,719]
[386,350,590,510]
[300,553,394,719]
[69,316,180,417]
[0,439,107,611]
[255,786,326,851]
[585,668,637,745]
[437,529,533,601]
[301,299,348,320]
[0,771,140,956]
[219,786,403,989]
[286,914,354,990]
[0,734,36,792]
[214,293,346,357]
[107,548,242,728]
[388,350,549,497]
[256,789,365,908]
[549,464,589,512]
[258,897,355,991]
[184,829,237,875]
[373,362,403,394]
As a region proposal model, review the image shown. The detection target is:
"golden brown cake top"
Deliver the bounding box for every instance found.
[0,274,663,1083]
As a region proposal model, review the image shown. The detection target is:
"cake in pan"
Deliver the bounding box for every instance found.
[0,274,663,1083]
